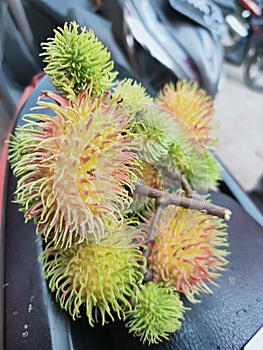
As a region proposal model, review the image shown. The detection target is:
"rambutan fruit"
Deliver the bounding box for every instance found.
[155,80,222,190]
[160,139,222,191]
[112,78,221,191]
[39,238,145,325]
[40,21,117,97]
[156,80,217,147]
[147,206,229,303]
[131,107,176,164]
[155,125,217,191]
[113,80,185,174]
[125,281,186,344]
[112,78,153,115]
[9,92,141,248]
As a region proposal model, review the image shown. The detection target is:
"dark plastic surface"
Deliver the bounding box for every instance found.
[21,0,93,56]
[4,174,116,350]
[1,8,41,87]
[66,8,133,73]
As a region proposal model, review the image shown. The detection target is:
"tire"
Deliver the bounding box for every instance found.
[244,49,263,92]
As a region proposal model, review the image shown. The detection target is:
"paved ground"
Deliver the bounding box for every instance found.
[215,62,263,192]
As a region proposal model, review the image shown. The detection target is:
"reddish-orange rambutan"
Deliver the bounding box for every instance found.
[147,205,229,302]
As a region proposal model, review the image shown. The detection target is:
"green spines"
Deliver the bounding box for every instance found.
[132,109,175,163]
[41,21,117,96]
[112,78,153,115]
[125,282,186,344]
[160,139,221,190]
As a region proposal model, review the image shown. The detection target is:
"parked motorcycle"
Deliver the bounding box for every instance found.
[91,0,227,97]
[214,0,263,92]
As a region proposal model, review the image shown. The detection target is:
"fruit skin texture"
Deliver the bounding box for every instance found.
[112,78,153,115]
[39,239,145,326]
[125,281,186,345]
[156,80,217,147]
[8,92,140,248]
[147,206,229,303]
[40,21,117,97]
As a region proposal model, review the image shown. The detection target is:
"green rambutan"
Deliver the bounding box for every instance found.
[147,206,229,303]
[159,138,221,190]
[125,282,186,344]
[112,78,153,115]
[40,21,117,97]
[131,107,176,164]
[39,238,145,325]
[8,92,141,248]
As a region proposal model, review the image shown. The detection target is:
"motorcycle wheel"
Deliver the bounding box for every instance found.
[244,48,263,92]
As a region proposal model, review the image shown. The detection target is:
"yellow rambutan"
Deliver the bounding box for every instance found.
[39,238,145,325]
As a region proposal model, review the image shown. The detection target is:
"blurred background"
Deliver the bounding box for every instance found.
[215,62,263,193]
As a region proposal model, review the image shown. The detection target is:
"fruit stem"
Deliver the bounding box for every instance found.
[143,199,166,261]
[134,184,232,221]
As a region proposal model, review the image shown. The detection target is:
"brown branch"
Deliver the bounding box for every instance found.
[159,166,203,199]
[180,174,193,197]
[159,165,181,182]
[134,183,232,221]
[144,201,164,256]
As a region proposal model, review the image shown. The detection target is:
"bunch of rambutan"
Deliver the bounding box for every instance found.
[8,21,230,345]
